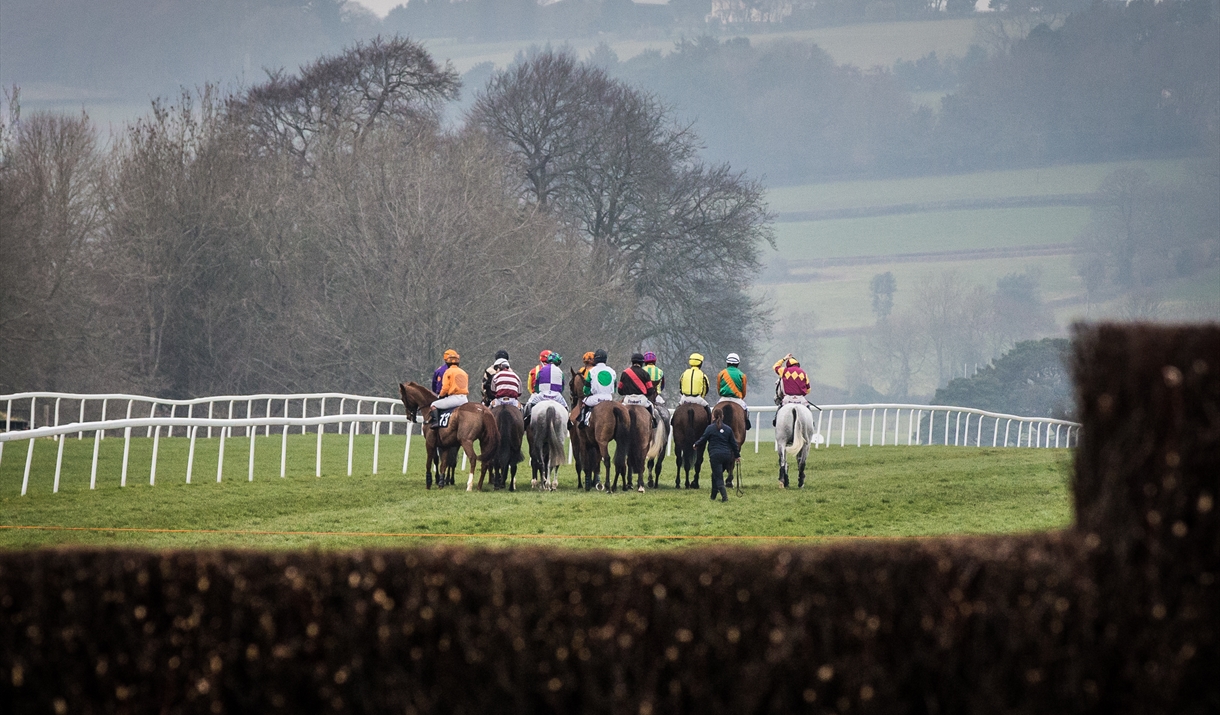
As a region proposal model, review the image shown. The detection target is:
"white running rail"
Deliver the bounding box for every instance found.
[0,392,1079,496]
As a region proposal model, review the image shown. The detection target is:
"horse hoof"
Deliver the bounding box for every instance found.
[638,486,645,494]
[466,474,474,491]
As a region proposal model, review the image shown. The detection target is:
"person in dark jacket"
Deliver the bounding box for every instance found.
[481,349,510,405]
[693,410,740,502]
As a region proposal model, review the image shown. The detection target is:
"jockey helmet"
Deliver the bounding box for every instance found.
[642,351,657,363]
[593,349,608,364]
[630,352,645,365]
[547,353,562,365]
[726,352,740,366]
[495,349,509,361]
[583,351,595,365]
[688,353,704,367]
[443,349,460,364]
[493,358,509,369]
[538,349,552,363]
[788,355,800,367]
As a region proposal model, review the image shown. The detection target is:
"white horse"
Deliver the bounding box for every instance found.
[527,400,566,491]
[775,402,816,488]
[645,403,671,489]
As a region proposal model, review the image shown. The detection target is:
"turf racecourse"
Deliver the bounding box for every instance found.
[0,434,1071,549]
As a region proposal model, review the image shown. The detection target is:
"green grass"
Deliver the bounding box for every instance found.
[0,434,1072,549]
[766,158,1202,213]
[771,206,1090,259]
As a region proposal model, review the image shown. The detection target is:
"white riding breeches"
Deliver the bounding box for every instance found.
[679,395,709,407]
[526,391,568,410]
[717,396,749,413]
[431,394,468,411]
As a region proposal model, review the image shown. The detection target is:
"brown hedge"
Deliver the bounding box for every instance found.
[1,323,1216,714]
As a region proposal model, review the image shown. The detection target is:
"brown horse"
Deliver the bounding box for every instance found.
[398,382,499,490]
[569,370,626,492]
[671,401,711,489]
[567,369,590,490]
[483,402,524,491]
[711,400,748,488]
[617,403,652,493]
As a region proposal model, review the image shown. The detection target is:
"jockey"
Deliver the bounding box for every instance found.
[772,353,814,425]
[524,351,568,425]
[617,352,657,424]
[579,352,596,379]
[772,354,812,405]
[642,351,665,404]
[429,349,469,428]
[481,349,510,405]
[580,349,616,423]
[716,352,751,430]
[527,350,553,395]
[679,353,711,410]
[490,358,522,403]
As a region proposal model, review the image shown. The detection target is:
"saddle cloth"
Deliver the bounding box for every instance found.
[436,409,454,428]
[490,397,520,409]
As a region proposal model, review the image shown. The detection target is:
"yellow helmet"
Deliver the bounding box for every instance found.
[688,353,704,367]
[443,349,460,365]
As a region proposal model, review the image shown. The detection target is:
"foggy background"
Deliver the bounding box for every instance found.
[2,0,1217,416]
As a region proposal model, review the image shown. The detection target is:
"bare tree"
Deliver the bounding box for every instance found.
[0,98,110,391]
[229,36,460,165]
[470,50,773,362]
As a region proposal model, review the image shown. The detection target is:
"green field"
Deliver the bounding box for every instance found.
[765,158,1202,213]
[0,433,1071,549]
[772,206,1089,260]
[757,157,1217,392]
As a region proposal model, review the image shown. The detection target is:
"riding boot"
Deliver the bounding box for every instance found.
[428,409,439,430]
[745,416,752,430]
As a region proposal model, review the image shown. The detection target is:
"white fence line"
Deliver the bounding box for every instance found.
[0,391,407,441]
[1,414,415,496]
[1,392,1079,496]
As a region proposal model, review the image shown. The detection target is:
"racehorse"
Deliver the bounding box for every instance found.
[567,369,591,490]
[398,382,499,490]
[645,404,671,489]
[711,401,748,488]
[526,400,566,491]
[569,370,626,492]
[616,402,652,493]
[483,402,524,491]
[671,402,710,489]
[774,402,816,488]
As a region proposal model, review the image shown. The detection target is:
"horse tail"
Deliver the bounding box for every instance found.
[545,404,565,468]
[647,410,667,460]
[719,402,737,431]
[783,407,806,457]
[613,406,631,474]
[495,407,522,466]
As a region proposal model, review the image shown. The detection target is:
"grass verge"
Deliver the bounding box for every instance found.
[0,434,1071,549]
